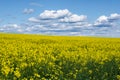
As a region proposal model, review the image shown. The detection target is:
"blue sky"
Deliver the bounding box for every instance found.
[0,0,120,37]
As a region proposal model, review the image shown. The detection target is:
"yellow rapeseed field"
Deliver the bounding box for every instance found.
[0,33,120,80]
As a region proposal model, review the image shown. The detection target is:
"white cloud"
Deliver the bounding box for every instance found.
[27,10,120,36]
[23,8,34,14]
[39,9,71,19]
[1,9,120,37]
[28,9,88,30]
[96,16,108,23]
[60,15,87,23]
[0,24,24,33]
[94,13,120,27]
[109,13,120,20]
[38,9,87,23]
[28,17,40,23]
[3,24,20,29]
[17,29,23,32]
[116,30,120,32]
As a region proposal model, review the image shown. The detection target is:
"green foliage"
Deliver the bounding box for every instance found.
[0,33,120,79]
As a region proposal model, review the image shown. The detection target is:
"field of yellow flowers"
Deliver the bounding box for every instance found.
[0,33,120,80]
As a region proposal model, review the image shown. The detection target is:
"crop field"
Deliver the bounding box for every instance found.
[0,33,120,80]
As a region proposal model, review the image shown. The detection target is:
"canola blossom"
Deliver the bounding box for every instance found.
[0,33,120,80]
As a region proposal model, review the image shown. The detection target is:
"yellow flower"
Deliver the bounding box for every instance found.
[14,70,21,78]
[34,73,40,78]
[1,66,10,76]
[89,70,92,74]
[117,75,120,80]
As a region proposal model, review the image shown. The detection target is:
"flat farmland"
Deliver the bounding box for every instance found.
[0,33,120,80]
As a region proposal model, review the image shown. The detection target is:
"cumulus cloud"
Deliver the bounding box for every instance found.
[27,9,90,35]
[108,13,120,22]
[96,16,108,23]
[1,9,120,37]
[33,9,87,23]
[60,15,87,23]
[28,17,40,23]
[116,30,120,33]
[0,24,24,33]
[39,9,71,19]
[3,24,20,29]
[23,8,34,14]
[94,13,120,27]
[28,9,88,29]
[27,10,120,36]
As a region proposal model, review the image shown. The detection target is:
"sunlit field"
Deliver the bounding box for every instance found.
[0,33,120,80]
